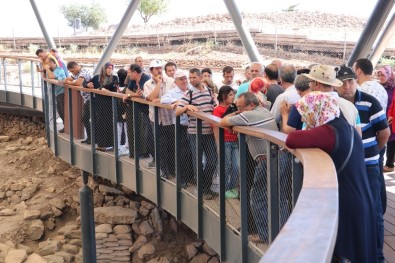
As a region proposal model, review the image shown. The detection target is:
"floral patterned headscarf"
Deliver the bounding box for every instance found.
[295,91,340,129]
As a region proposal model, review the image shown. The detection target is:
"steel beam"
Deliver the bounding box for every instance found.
[370,12,395,67]
[347,0,395,66]
[223,0,262,63]
[93,0,140,75]
[29,0,57,49]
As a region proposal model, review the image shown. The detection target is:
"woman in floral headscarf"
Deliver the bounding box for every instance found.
[379,65,395,172]
[87,62,119,151]
[286,92,377,263]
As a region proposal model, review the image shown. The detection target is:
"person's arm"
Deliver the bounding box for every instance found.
[146,75,162,101]
[280,102,297,134]
[46,68,55,79]
[160,90,177,104]
[219,111,243,127]
[286,125,335,153]
[377,127,390,150]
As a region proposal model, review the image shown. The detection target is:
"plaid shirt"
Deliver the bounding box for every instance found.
[143,76,175,126]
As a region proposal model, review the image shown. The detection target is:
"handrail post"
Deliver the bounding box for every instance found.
[133,101,141,193]
[68,87,75,165]
[18,60,23,105]
[196,119,203,239]
[43,80,50,147]
[238,133,248,263]
[31,61,36,109]
[175,116,181,220]
[292,157,303,207]
[218,127,226,261]
[3,59,7,102]
[80,170,97,263]
[268,143,279,242]
[112,97,120,183]
[89,93,97,176]
[51,83,58,156]
[154,106,161,206]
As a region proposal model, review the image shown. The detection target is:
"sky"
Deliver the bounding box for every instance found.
[0,0,387,38]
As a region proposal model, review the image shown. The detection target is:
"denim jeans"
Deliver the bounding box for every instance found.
[366,165,384,262]
[379,147,387,214]
[188,133,218,193]
[224,142,239,190]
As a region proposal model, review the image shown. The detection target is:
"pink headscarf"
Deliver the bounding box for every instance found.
[295,91,340,129]
[378,65,393,81]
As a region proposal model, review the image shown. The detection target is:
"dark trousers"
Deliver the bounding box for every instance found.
[56,93,65,122]
[82,100,92,141]
[385,140,395,168]
[159,124,175,176]
[379,147,387,214]
[125,104,135,157]
[179,125,194,185]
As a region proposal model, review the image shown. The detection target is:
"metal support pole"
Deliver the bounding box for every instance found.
[347,0,395,66]
[3,59,8,101]
[31,61,36,109]
[238,133,248,263]
[29,0,57,49]
[43,81,50,147]
[18,60,23,105]
[196,119,203,239]
[0,58,2,85]
[292,157,303,207]
[223,0,262,63]
[370,12,395,67]
[80,171,97,263]
[93,0,140,75]
[68,87,75,165]
[133,102,141,193]
[268,143,279,242]
[218,127,226,261]
[89,94,97,176]
[175,116,181,220]
[154,107,161,206]
[51,84,58,156]
[112,97,120,183]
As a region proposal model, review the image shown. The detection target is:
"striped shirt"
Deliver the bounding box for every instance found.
[354,90,388,166]
[177,86,215,134]
[144,76,175,126]
[228,107,278,160]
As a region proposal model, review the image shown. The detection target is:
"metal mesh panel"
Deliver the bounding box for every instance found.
[278,150,293,228]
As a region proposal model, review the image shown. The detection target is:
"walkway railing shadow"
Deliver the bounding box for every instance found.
[0,55,338,263]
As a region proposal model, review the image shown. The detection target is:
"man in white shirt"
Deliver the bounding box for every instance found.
[216,66,239,91]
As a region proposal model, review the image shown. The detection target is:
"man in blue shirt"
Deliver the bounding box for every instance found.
[336,65,390,263]
[44,57,66,133]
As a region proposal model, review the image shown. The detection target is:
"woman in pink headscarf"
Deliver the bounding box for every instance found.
[380,66,395,172]
[286,92,377,263]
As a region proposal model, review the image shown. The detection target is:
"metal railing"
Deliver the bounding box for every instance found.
[0,56,338,263]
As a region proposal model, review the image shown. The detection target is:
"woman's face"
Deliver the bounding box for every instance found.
[377,71,387,84]
[225,91,235,104]
[106,66,113,76]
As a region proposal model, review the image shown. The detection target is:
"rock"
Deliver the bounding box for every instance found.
[45,218,56,230]
[0,209,15,216]
[6,191,13,197]
[46,187,56,193]
[95,232,108,239]
[129,235,147,253]
[27,219,44,240]
[68,239,82,247]
[121,185,135,196]
[150,208,163,233]
[114,196,130,205]
[129,201,140,210]
[186,244,198,260]
[98,185,123,196]
[52,207,63,217]
[38,240,61,256]
[49,198,66,210]
[202,242,217,256]
[103,234,118,242]
[24,136,33,145]
[5,146,18,152]
[169,217,179,233]
[117,233,132,240]
[208,257,220,263]
[190,253,211,263]
[10,194,21,205]
[4,241,15,249]
[0,192,5,199]
[95,224,113,234]
[24,253,47,263]
[61,244,79,255]
[43,255,65,263]
[94,207,137,224]
[132,222,141,235]
[5,249,27,263]
[118,239,133,246]
[96,248,114,254]
[93,193,104,207]
[64,230,81,239]
[0,136,10,142]
[16,244,32,254]
[23,209,41,220]
[113,225,131,234]
[139,221,154,235]
[139,206,150,217]
[147,257,171,263]
[47,167,56,174]
[141,201,155,210]
[10,183,25,191]
[55,251,74,263]
[137,243,156,259]
[20,184,38,201]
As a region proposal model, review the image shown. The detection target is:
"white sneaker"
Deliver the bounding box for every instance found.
[56,117,63,124]
[118,148,129,156]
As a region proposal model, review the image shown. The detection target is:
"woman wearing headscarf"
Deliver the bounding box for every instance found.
[87,62,119,151]
[379,66,395,172]
[286,92,377,263]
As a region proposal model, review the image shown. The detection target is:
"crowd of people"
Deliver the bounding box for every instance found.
[35,48,395,262]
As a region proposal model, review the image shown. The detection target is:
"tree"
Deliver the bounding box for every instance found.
[60,4,107,32]
[137,0,168,25]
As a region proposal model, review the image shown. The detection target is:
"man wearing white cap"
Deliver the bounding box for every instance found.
[144,59,175,177]
[161,70,193,186]
[301,64,362,136]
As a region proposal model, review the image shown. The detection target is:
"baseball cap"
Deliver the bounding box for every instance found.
[174,70,187,79]
[149,60,162,68]
[302,64,343,87]
[335,65,357,81]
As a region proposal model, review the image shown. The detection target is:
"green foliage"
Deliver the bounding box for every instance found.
[68,44,79,54]
[60,4,107,31]
[137,0,168,25]
[379,57,395,67]
[282,3,299,12]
